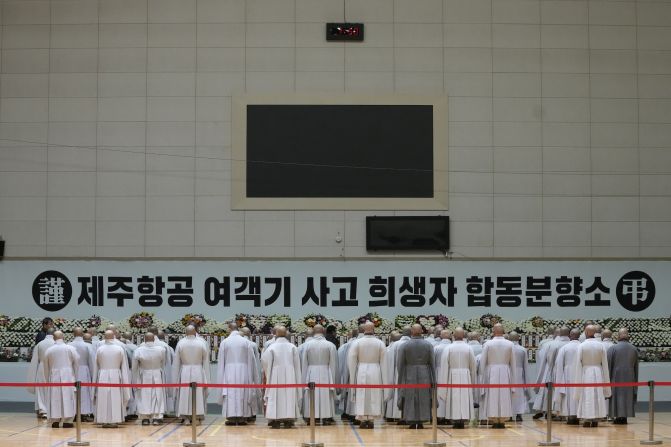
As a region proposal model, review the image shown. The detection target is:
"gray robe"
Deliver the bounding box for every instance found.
[396,336,435,423]
[607,341,638,418]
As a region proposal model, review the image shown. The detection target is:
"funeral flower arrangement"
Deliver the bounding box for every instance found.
[0,315,11,330]
[292,314,343,335]
[394,315,416,329]
[181,313,206,328]
[2,313,671,362]
[129,312,154,329]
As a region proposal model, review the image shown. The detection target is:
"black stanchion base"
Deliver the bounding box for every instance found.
[538,442,560,446]
[640,441,662,445]
[183,442,205,447]
[301,442,324,447]
[67,442,90,446]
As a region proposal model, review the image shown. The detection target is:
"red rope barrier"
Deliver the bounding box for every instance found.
[0,382,76,387]
[201,383,306,389]
[0,381,662,389]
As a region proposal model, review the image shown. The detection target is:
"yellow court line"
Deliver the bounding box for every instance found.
[506,428,525,436]
[208,423,226,437]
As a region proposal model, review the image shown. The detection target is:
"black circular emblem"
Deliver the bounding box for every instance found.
[32,270,72,312]
[616,271,655,312]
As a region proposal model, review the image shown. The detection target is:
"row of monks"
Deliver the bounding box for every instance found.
[27,320,638,430]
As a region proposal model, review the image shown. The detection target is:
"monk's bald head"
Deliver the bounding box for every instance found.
[602,329,612,340]
[570,328,581,340]
[276,326,287,337]
[241,327,251,336]
[509,331,520,342]
[492,323,504,336]
[313,324,324,335]
[559,326,570,337]
[351,328,359,338]
[546,326,556,336]
[585,325,597,338]
[144,332,155,343]
[306,328,314,337]
[411,324,423,336]
[185,325,196,336]
[618,328,629,341]
[402,325,412,337]
[364,322,375,335]
[440,329,451,340]
[434,325,443,337]
[454,327,465,340]
[83,333,92,343]
[358,324,366,333]
[390,331,401,342]
[53,330,64,341]
[228,322,238,331]
[73,327,84,337]
[104,330,114,340]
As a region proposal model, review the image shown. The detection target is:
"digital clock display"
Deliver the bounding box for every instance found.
[326,23,364,41]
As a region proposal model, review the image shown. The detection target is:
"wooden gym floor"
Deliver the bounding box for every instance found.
[0,413,668,447]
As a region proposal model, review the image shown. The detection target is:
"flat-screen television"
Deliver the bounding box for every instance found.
[366,216,450,251]
[246,104,433,198]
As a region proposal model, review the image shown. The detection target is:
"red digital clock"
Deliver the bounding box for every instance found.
[326,23,364,41]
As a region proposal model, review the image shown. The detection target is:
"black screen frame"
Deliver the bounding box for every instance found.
[366,215,450,251]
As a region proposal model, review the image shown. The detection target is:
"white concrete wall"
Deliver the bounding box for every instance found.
[0,0,670,259]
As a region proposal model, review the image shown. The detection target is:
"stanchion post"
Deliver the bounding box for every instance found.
[68,381,89,447]
[641,380,662,445]
[424,383,446,447]
[301,382,324,447]
[539,382,560,447]
[183,382,205,447]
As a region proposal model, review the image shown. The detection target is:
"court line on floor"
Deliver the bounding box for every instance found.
[348,423,365,446]
[49,431,87,447]
[521,422,563,441]
[7,423,42,437]
[197,417,218,436]
[156,423,182,442]
[438,427,470,447]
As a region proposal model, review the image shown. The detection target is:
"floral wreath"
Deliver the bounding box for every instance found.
[480,313,501,329]
[129,312,154,329]
[181,313,207,328]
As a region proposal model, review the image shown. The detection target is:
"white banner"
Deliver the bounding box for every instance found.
[0,260,668,321]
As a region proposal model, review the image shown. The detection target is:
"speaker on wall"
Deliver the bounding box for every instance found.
[366,216,450,252]
[0,240,4,259]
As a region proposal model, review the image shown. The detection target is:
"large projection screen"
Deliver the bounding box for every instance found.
[232,94,448,210]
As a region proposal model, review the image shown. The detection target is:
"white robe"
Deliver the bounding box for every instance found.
[438,340,477,421]
[132,342,166,418]
[553,340,580,417]
[347,335,386,419]
[155,340,175,414]
[173,336,210,417]
[479,336,517,419]
[468,340,483,357]
[44,341,79,422]
[574,338,611,419]
[533,336,569,412]
[383,337,408,419]
[216,331,259,418]
[261,337,301,420]
[511,343,530,414]
[602,339,615,351]
[69,337,95,415]
[94,342,131,424]
[433,339,452,419]
[301,335,337,419]
[336,337,358,414]
[27,335,55,414]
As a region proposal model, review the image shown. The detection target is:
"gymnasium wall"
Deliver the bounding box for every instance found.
[1,0,671,259]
